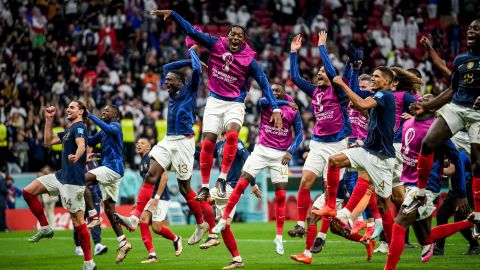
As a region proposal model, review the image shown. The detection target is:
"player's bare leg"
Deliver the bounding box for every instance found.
[288,170,316,237]
[23,179,53,242]
[84,173,102,228]
[273,182,287,255]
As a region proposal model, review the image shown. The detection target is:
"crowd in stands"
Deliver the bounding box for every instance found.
[0,0,479,174]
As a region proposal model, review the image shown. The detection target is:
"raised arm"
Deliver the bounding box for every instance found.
[43,106,61,146]
[89,113,122,135]
[332,76,378,110]
[420,36,452,78]
[259,97,290,107]
[151,10,218,49]
[318,31,338,80]
[162,60,192,77]
[87,132,102,147]
[188,47,202,91]
[289,35,316,97]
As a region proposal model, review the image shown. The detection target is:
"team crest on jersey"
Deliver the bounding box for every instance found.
[222,52,234,72]
[467,61,474,69]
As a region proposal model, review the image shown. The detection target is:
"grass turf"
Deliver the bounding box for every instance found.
[0,221,477,270]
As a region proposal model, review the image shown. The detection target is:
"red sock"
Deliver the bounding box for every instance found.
[320,216,331,233]
[385,223,406,270]
[473,177,480,212]
[326,164,340,208]
[75,223,92,261]
[221,178,249,220]
[200,140,215,185]
[381,210,394,243]
[275,190,286,235]
[417,152,434,189]
[305,224,317,250]
[220,131,238,175]
[297,188,311,223]
[426,220,474,244]
[139,222,155,253]
[185,190,204,224]
[222,225,239,257]
[345,177,369,212]
[368,194,382,219]
[346,232,362,242]
[201,201,215,234]
[134,183,154,218]
[22,189,48,226]
[159,226,177,241]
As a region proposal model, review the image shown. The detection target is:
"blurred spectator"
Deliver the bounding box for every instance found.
[0,168,6,231]
[121,112,135,169]
[406,17,419,49]
[6,175,21,209]
[427,0,438,19]
[390,14,406,49]
[118,163,141,204]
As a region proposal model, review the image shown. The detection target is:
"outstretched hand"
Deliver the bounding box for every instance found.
[290,34,302,52]
[150,10,172,20]
[318,30,328,47]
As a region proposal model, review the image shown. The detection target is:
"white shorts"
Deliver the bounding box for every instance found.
[89,166,122,202]
[312,194,344,210]
[451,130,471,156]
[149,135,195,180]
[437,102,480,144]
[341,147,395,198]
[402,186,437,221]
[303,140,348,178]
[242,145,288,184]
[392,143,404,188]
[210,185,237,220]
[202,96,246,135]
[145,199,170,222]
[38,174,85,213]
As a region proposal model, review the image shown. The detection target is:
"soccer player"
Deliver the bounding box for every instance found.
[384,95,475,269]
[83,104,131,263]
[211,83,303,254]
[150,9,282,202]
[22,101,96,270]
[409,19,480,238]
[115,47,211,246]
[287,32,352,238]
[313,66,397,247]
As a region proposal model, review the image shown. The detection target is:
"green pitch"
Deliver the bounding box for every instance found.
[0,222,477,270]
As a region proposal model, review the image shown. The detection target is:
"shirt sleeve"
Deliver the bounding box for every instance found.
[57,131,65,140]
[87,132,102,147]
[403,93,417,110]
[372,91,386,108]
[74,126,86,138]
[259,98,290,107]
[171,11,218,49]
[288,111,304,154]
[249,59,279,110]
[89,114,122,135]
[342,60,352,79]
[289,52,316,97]
[162,60,192,77]
[187,48,202,92]
[319,45,337,80]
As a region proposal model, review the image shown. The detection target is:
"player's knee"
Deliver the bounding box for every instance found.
[471,159,480,176]
[328,156,342,167]
[420,136,436,153]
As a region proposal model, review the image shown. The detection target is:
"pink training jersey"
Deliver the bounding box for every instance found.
[400,117,434,184]
[207,37,256,99]
[311,87,344,136]
[348,107,368,140]
[258,95,297,151]
[393,90,407,132]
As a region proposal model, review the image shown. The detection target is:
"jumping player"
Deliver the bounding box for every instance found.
[287,32,352,238]
[115,47,212,246]
[150,9,282,202]
[22,102,96,270]
[409,19,480,238]
[83,104,131,263]
[211,83,303,256]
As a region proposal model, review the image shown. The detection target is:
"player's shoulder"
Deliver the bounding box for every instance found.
[453,52,472,66]
[72,122,87,135]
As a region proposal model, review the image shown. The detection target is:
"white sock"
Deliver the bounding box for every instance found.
[475,212,480,220]
[209,233,218,238]
[149,252,156,256]
[88,209,98,218]
[356,215,364,222]
[219,218,227,225]
[304,249,312,258]
[173,235,179,242]
[117,235,127,247]
[131,215,139,224]
[317,232,327,240]
[84,260,93,264]
[297,221,305,228]
[374,218,383,225]
[340,208,351,217]
[367,222,375,227]
[219,172,227,180]
[41,225,50,229]
[276,235,283,242]
[202,184,209,188]
[233,256,242,262]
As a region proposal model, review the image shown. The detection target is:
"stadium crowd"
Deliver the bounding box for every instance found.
[0,0,479,174]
